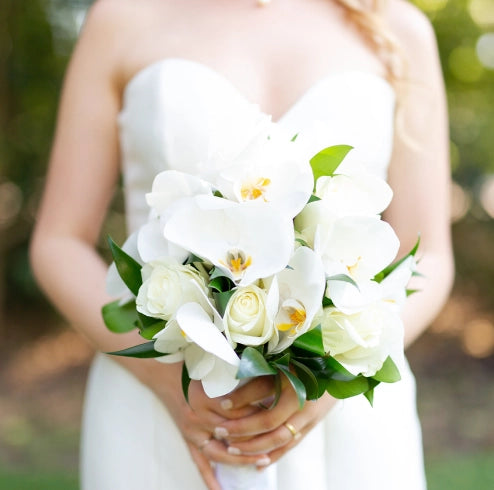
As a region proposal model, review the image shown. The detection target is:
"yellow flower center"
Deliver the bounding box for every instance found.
[240,177,271,201]
[347,256,362,277]
[220,249,252,277]
[277,307,307,335]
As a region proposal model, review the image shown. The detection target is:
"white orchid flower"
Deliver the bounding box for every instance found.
[163,195,294,286]
[326,277,380,315]
[314,172,393,216]
[378,255,416,311]
[326,253,416,314]
[145,170,213,217]
[318,302,404,377]
[294,173,392,247]
[137,217,189,263]
[215,130,313,218]
[268,247,326,354]
[136,171,213,263]
[154,302,240,398]
[314,216,400,283]
[326,251,416,315]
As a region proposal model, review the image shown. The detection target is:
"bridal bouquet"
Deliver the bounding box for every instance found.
[102,121,418,489]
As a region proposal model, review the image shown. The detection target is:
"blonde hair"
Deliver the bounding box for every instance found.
[333,0,405,83]
[333,0,412,142]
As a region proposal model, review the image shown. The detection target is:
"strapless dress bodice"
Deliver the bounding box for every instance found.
[83,59,429,490]
[118,58,395,233]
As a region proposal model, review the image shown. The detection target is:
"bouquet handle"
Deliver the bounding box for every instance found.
[215,462,276,490]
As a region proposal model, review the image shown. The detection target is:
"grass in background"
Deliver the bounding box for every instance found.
[426,451,494,490]
[1,451,493,490]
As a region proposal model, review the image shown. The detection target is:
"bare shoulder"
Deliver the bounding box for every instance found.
[81,0,182,88]
[81,0,153,48]
[385,0,442,85]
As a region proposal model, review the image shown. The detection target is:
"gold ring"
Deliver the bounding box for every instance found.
[197,438,212,451]
[284,422,301,440]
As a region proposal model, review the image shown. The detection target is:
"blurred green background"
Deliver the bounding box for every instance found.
[0,0,493,488]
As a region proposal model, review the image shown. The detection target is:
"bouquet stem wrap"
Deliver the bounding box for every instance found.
[215,462,276,490]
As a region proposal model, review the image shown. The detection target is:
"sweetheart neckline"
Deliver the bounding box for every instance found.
[121,57,395,124]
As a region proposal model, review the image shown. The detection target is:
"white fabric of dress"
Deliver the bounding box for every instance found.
[81,58,427,490]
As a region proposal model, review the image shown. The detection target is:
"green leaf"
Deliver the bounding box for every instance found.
[372,356,401,383]
[295,237,309,247]
[406,288,421,297]
[213,290,235,317]
[309,145,353,184]
[292,325,326,356]
[102,300,138,334]
[276,364,306,408]
[184,253,205,265]
[139,321,166,340]
[291,359,319,400]
[209,268,235,293]
[291,133,299,142]
[107,236,142,296]
[307,194,321,203]
[237,347,277,379]
[409,234,421,256]
[209,266,229,281]
[326,274,359,290]
[374,235,421,283]
[325,376,371,399]
[258,373,282,410]
[322,296,334,308]
[107,341,163,358]
[213,190,224,198]
[138,311,160,328]
[274,352,291,367]
[364,387,375,406]
[182,363,191,404]
[322,356,357,381]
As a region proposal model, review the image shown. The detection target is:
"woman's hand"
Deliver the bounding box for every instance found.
[124,358,273,489]
[210,375,336,465]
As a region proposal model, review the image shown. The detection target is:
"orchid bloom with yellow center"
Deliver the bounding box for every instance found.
[215,128,313,218]
[240,177,271,201]
[163,195,294,286]
[268,247,326,354]
[346,256,362,278]
[276,301,307,336]
[220,249,253,278]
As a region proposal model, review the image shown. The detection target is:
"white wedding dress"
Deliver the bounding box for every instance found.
[81,58,427,490]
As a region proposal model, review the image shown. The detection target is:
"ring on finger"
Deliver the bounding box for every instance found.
[284,422,301,440]
[197,437,213,451]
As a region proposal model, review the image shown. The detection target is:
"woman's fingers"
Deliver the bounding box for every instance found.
[214,383,299,439]
[187,442,222,490]
[223,405,309,455]
[218,376,277,411]
[199,438,271,467]
[223,393,336,458]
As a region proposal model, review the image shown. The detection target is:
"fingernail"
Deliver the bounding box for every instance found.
[255,456,271,467]
[214,427,229,439]
[227,446,241,456]
[220,399,233,410]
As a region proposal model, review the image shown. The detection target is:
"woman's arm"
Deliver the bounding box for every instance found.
[384,0,454,346]
[30,3,269,488]
[212,1,455,463]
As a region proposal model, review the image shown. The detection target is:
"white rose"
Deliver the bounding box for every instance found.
[223,283,278,347]
[318,304,404,377]
[136,258,209,320]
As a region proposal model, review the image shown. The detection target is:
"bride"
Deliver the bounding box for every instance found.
[30,0,453,488]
